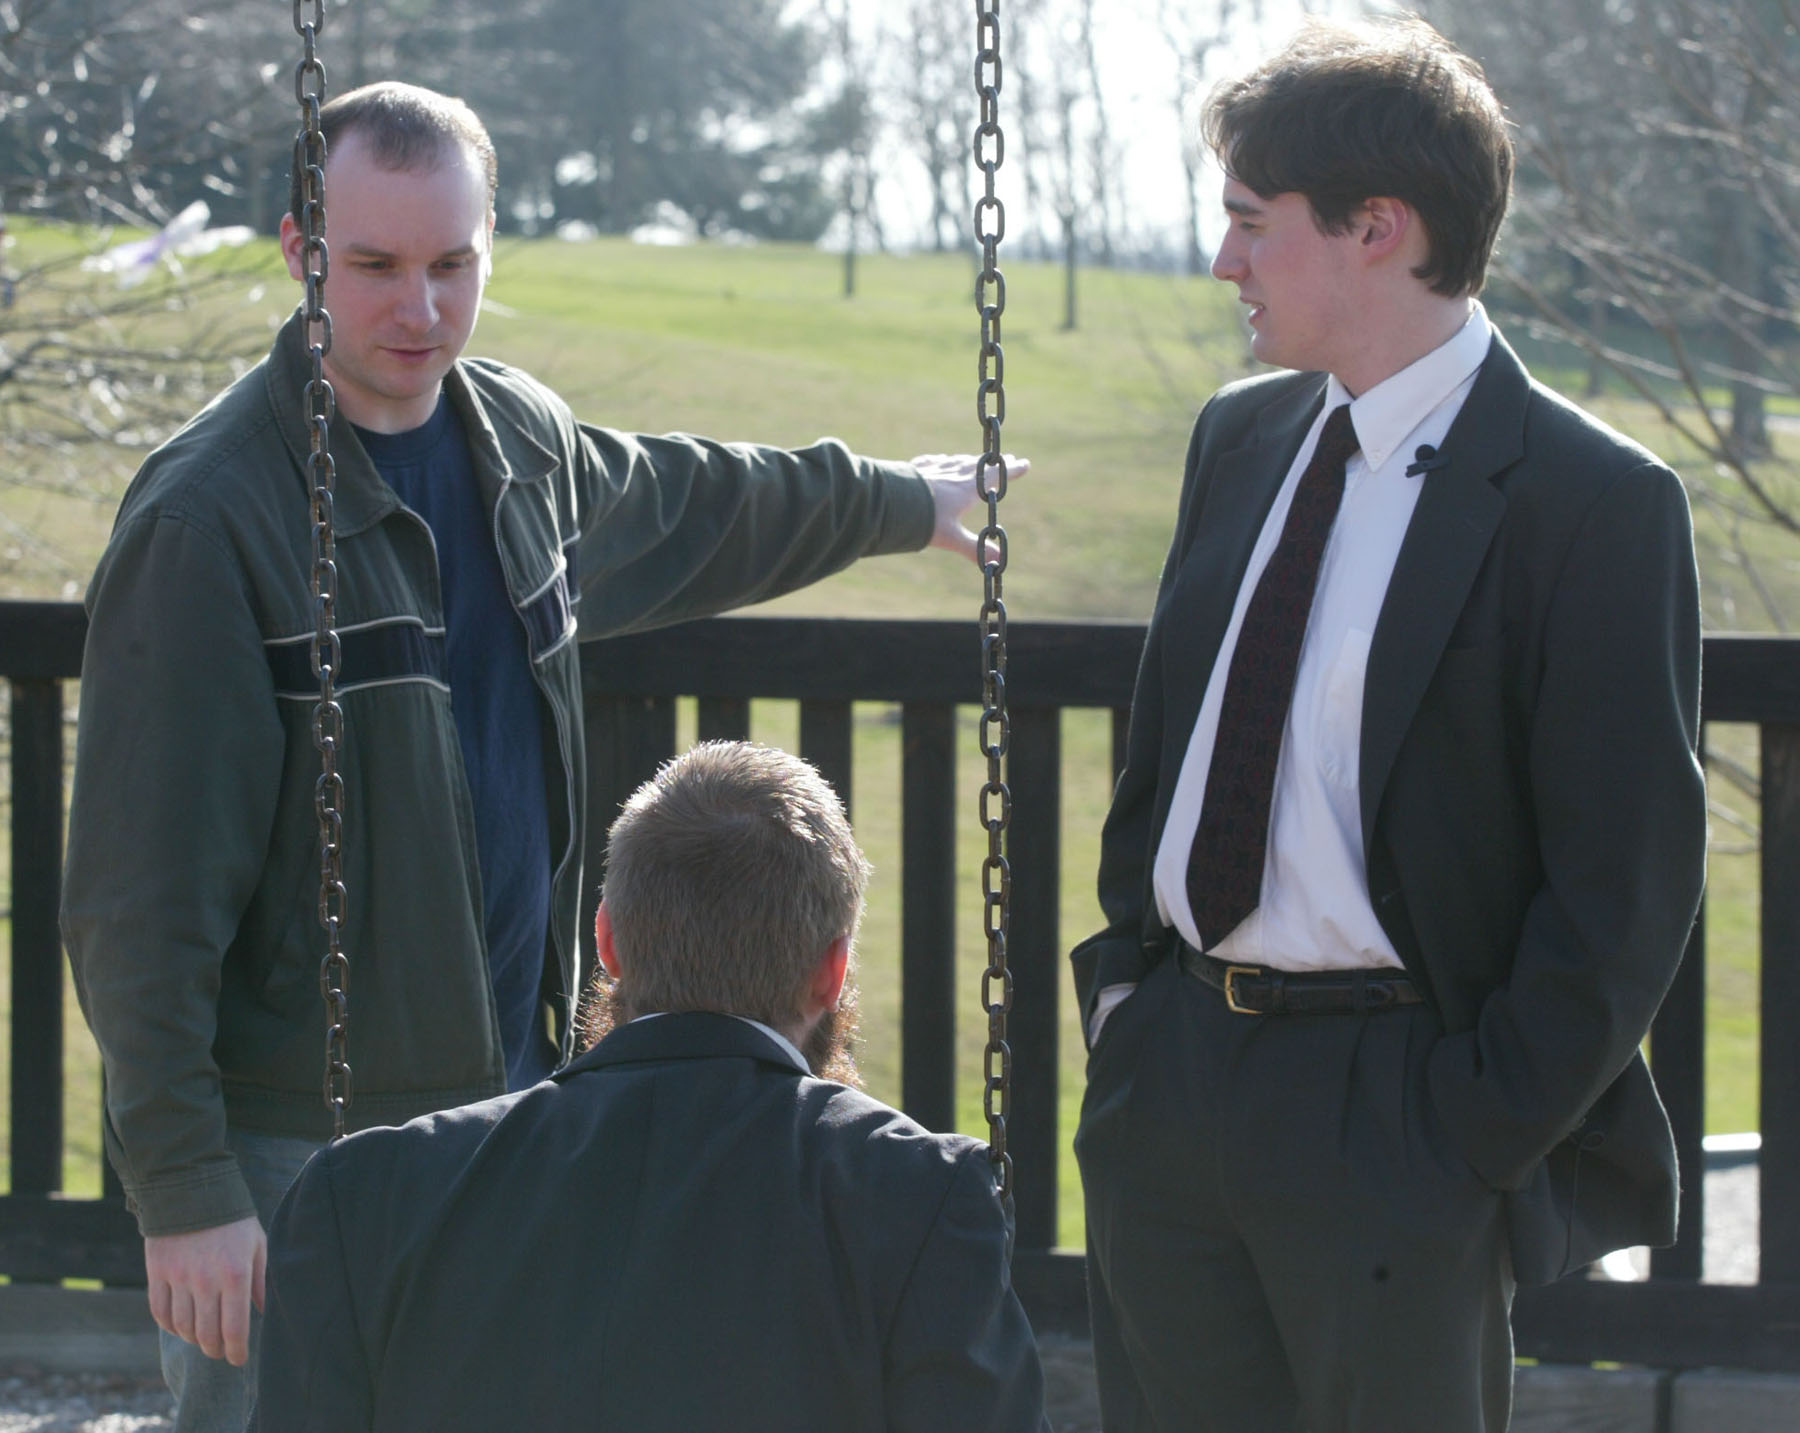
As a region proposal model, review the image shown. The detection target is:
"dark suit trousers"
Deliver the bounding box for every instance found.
[1076,959,1515,1433]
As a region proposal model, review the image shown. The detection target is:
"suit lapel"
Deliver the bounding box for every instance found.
[1359,334,1528,851]
[1160,379,1326,747]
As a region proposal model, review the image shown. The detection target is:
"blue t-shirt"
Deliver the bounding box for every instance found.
[356,396,558,1089]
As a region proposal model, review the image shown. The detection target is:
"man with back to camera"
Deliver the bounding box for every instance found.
[60,81,1024,1431]
[1071,17,1706,1432]
[249,740,1051,1432]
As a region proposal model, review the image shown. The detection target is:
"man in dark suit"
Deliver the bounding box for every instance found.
[1072,17,1706,1432]
[252,741,1049,1432]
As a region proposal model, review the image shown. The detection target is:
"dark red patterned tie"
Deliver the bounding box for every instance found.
[1187,403,1360,949]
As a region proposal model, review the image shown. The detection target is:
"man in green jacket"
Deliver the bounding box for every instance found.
[61,81,1017,1432]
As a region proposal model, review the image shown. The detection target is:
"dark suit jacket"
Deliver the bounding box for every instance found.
[252,1012,1049,1431]
[1072,331,1707,1287]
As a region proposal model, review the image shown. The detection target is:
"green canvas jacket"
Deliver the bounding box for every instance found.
[62,309,934,1236]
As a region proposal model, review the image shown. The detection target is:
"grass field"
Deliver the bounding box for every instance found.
[0,225,1787,1249]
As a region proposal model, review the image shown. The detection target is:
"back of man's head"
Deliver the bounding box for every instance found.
[598,741,869,1037]
[287,80,497,225]
[1202,15,1514,297]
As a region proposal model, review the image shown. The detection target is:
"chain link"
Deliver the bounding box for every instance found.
[293,0,351,1140]
[973,0,1011,1202]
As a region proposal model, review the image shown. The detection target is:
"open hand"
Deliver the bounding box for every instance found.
[911,452,1030,565]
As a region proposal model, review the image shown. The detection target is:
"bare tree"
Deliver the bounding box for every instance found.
[1010,0,1101,328]
[1075,0,1116,268]
[892,0,972,252]
[1158,0,1263,277]
[821,0,880,297]
[1428,0,1800,631]
[0,0,296,592]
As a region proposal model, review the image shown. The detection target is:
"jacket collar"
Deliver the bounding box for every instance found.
[554,1010,812,1082]
[263,307,560,538]
[1333,303,1493,472]
[265,307,401,538]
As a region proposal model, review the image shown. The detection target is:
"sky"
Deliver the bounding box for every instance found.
[834,0,1336,259]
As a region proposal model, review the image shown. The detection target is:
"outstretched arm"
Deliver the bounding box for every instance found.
[571,419,1026,635]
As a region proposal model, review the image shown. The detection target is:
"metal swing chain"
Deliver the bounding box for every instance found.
[293,0,352,1140]
[973,0,1012,1201]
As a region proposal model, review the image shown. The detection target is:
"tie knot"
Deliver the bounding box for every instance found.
[1317,403,1359,469]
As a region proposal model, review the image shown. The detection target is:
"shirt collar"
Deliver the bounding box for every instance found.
[1326,302,1493,471]
[628,1010,811,1073]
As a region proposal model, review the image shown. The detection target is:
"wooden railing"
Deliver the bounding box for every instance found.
[4,599,1799,1371]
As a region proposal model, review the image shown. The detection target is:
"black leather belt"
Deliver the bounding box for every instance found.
[1178,945,1422,1015]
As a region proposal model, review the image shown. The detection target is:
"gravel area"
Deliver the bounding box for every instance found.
[0,1376,170,1432]
[0,1165,1760,1428]
[1704,1163,1759,1284]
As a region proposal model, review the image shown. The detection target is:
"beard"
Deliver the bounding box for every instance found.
[577,975,862,1090]
[802,986,861,1087]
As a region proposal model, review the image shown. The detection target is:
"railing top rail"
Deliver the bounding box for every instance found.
[5,600,1800,720]
[0,601,87,682]
[1700,636,1800,724]
[579,616,1146,706]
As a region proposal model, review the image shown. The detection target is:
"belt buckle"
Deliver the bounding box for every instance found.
[1222,965,1261,1015]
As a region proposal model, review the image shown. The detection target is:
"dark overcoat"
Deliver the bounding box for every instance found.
[253,1012,1049,1431]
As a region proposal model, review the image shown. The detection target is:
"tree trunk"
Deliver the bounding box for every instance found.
[1062,208,1078,331]
[1583,259,1607,399]
[1722,189,1769,456]
[1079,0,1114,268]
[843,167,858,299]
[1182,147,1206,277]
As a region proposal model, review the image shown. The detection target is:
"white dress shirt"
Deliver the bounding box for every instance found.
[1148,304,1494,975]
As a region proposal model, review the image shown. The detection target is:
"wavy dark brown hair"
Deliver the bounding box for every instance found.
[1203,16,1514,297]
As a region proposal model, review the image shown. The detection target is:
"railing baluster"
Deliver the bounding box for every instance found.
[1009,704,1062,1250]
[1650,717,1710,1282]
[1650,897,1706,1281]
[696,697,750,744]
[10,679,65,1200]
[1110,705,1130,783]
[1760,722,1800,1283]
[800,699,854,819]
[101,1074,124,1201]
[579,686,678,984]
[901,703,956,1132]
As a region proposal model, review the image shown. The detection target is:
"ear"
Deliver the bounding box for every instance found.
[595,902,623,981]
[279,213,306,284]
[807,935,851,1014]
[1355,196,1414,263]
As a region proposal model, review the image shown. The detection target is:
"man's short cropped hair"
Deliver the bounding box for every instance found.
[600,741,870,1031]
[287,81,498,225]
[1202,15,1514,297]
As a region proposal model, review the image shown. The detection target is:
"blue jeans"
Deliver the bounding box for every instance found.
[159,1128,322,1433]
